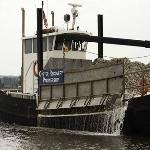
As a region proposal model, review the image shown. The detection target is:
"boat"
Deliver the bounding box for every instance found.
[0,91,37,126]
[0,3,150,135]
[21,3,126,134]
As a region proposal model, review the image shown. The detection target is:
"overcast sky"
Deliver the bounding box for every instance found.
[0,0,150,75]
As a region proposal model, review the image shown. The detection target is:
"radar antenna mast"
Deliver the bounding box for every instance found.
[68,3,82,30]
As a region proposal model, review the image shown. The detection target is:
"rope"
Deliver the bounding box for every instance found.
[86,51,150,60]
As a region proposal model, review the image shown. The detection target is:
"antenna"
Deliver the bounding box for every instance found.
[68,3,82,30]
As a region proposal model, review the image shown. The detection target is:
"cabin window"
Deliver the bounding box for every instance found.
[49,36,54,51]
[80,41,88,51]
[56,42,63,50]
[33,37,47,53]
[43,37,47,52]
[55,42,63,50]
[54,36,63,50]
[71,41,87,51]
[25,39,32,54]
[63,41,71,52]
[71,41,79,51]
[33,38,37,53]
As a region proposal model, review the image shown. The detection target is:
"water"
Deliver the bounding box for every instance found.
[101,106,127,135]
[0,122,150,150]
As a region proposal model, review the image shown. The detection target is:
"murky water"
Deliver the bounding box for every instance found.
[0,122,150,150]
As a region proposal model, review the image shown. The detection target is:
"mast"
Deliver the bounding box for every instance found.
[68,3,82,30]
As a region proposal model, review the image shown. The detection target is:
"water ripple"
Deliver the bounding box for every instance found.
[0,123,149,150]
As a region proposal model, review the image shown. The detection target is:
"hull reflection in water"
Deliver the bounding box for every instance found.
[0,122,150,150]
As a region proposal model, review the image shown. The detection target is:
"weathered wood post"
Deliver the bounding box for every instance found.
[98,14,103,58]
[37,8,43,100]
[21,8,25,93]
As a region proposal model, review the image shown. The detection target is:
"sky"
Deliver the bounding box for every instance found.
[1,0,150,75]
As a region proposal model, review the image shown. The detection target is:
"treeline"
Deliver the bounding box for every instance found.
[0,76,20,89]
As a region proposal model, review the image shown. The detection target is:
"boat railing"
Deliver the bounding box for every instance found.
[39,94,114,101]
[2,88,21,93]
[10,92,36,100]
[37,93,122,111]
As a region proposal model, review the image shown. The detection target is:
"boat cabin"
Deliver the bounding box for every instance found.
[23,30,88,57]
[22,30,90,94]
